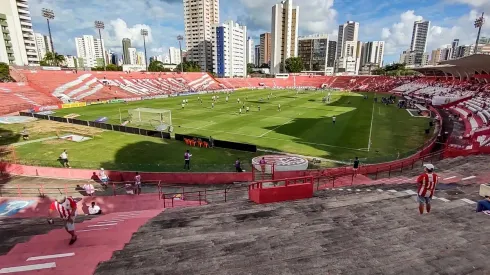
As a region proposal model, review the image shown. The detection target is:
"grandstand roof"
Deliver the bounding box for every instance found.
[412,54,490,77]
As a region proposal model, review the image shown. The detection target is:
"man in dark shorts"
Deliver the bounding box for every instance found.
[353,157,360,176]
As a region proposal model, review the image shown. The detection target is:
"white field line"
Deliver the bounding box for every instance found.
[367,93,376,152]
[0,263,56,273]
[461,198,476,204]
[462,176,476,181]
[27,253,75,261]
[443,176,457,180]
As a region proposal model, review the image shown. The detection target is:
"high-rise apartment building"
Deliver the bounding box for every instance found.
[111,53,118,65]
[122,38,131,65]
[212,20,247,78]
[75,35,105,68]
[128,47,137,65]
[430,48,442,65]
[254,45,260,67]
[271,0,299,74]
[409,20,430,65]
[298,34,329,73]
[360,41,385,67]
[454,45,474,58]
[34,33,52,61]
[0,0,39,65]
[136,51,146,67]
[169,47,181,64]
[336,21,360,74]
[183,0,219,72]
[259,33,271,66]
[327,41,336,68]
[451,39,459,59]
[246,37,254,65]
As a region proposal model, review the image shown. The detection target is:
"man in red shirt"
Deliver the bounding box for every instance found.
[48,195,78,245]
[416,164,438,214]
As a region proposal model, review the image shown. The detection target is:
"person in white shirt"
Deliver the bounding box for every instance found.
[88,202,101,215]
[332,116,336,125]
[99,168,109,187]
[83,180,96,196]
[134,172,142,195]
[59,149,71,168]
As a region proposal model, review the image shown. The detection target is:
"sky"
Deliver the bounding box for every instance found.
[28,0,490,64]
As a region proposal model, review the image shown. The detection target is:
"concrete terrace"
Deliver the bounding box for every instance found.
[95,185,490,275]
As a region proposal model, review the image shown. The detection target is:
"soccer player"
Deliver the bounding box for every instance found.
[212,102,215,109]
[237,98,240,103]
[182,99,185,105]
[239,108,242,114]
[226,96,229,102]
[60,149,71,168]
[267,95,270,100]
[332,116,336,124]
[48,195,78,245]
[246,106,250,113]
[258,105,261,111]
[416,164,438,214]
[278,104,281,111]
[182,103,185,109]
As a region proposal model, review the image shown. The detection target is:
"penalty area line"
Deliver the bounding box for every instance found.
[367,93,376,152]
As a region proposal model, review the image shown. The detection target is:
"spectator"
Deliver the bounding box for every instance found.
[59,149,71,168]
[134,172,142,195]
[48,195,78,245]
[259,157,266,174]
[184,150,192,170]
[353,157,360,176]
[416,164,438,214]
[332,116,336,125]
[21,127,29,140]
[88,202,102,215]
[235,158,242,172]
[99,168,109,187]
[476,196,490,212]
[83,180,96,196]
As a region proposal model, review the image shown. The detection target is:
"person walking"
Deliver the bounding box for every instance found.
[353,157,360,176]
[134,172,142,195]
[60,149,71,168]
[47,195,78,245]
[184,150,192,170]
[416,164,438,214]
[235,158,242,172]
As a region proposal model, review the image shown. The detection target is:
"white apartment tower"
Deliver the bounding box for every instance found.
[75,35,105,68]
[360,41,385,67]
[34,33,52,61]
[183,0,219,72]
[128,47,137,65]
[0,0,39,65]
[336,21,360,74]
[212,20,247,78]
[410,20,430,66]
[271,0,299,75]
[246,37,254,65]
[169,47,181,64]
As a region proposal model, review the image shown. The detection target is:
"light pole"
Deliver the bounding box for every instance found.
[94,21,106,71]
[177,35,184,73]
[141,29,148,71]
[474,12,485,54]
[41,8,55,55]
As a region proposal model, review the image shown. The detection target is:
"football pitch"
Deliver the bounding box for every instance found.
[53,89,431,162]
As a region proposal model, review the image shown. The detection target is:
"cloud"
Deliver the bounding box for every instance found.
[446,0,490,11]
[103,19,153,49]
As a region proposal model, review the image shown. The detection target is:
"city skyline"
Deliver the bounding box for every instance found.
[3,0,489,66]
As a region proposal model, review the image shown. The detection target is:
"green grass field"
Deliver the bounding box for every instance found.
[50,89,432,162]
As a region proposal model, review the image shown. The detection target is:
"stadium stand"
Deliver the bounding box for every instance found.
[0,82,60,114]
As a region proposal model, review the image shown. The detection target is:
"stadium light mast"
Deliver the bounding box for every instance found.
[141,29,149,71]
[474,12,485,54]
[94,21,106,71]
[41,8,55,55]
[177,35,184,73]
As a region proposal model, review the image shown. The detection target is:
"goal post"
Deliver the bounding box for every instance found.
[127,108,172,130]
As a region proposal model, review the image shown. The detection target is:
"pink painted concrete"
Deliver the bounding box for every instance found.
[0,162,252,184]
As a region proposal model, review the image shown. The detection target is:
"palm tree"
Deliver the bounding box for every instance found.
[43,52,65,66]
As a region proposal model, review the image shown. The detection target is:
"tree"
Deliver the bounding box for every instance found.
[43,52,65,66]
[147,60,170,72]
[176,61,201,72]
[284,57,304,73]
[247,63,255,75]
[0,62,13,82]
[106,64,123,71]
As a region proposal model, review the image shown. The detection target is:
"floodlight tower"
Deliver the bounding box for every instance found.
[94,21,106,71]
[474,12,485,54]
[41,8,55,54]
[177,35,184,73]
[141,29,149,71]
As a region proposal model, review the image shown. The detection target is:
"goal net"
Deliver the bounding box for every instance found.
[127,108,172,131]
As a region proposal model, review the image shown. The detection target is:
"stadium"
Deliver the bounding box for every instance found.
[1,1,490,274]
